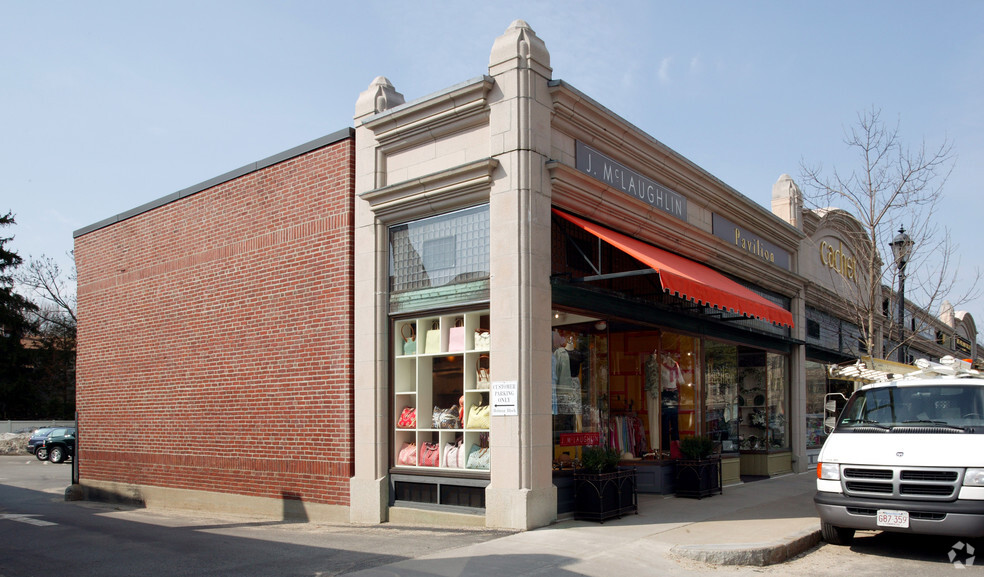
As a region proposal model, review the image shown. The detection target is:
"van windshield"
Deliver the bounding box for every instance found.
[839,385,984,431]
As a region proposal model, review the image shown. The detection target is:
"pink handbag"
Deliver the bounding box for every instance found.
[398,442,417,466]
[420,442,440,467]
[448,318,465,352]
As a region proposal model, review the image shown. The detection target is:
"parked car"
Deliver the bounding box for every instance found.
[36,428,75,463]
[27,427,56,456]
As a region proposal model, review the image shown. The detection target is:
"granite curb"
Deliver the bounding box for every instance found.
[669,527,823,566]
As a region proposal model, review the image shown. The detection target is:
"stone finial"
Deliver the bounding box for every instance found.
[941,300,956,327]
[489,19,551,77]
[772,174,803,230]
[354,76,405,119]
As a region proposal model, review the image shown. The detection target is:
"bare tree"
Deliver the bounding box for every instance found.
[800,107,978,361]
[16,252,77,418]
[18,252,77,332]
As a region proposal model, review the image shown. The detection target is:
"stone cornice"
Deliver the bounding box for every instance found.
[362,76,494,155]
[359,158,497,222]
[549,80,802,252]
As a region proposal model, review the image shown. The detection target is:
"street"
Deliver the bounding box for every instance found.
[0,455,979,576]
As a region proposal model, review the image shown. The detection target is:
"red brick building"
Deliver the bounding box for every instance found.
[74,129,356,520]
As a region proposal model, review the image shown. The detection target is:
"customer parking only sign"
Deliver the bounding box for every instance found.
[491,380,518,416]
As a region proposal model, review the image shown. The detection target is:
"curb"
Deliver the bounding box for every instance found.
[669,528,822,566]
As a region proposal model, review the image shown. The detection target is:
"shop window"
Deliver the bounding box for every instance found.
[650,333,698,453]
[551,327,608,467]
[736,350,788,451]
[807,319,821,340]
[389,205,490,313]
[392,310,491,478]
[704,341,738,453]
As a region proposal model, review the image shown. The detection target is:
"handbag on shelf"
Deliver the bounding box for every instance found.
[466,401,491,429]
[442,438,464,468]
[432,405,461,429]
[476,354,490,390]
[398,442,417,466]
[419,442,440,467]
[474,328,490,350]
[423,321,441,354]
[466,444,490,470]
[401,323,416,355]
[448,318,465,352]
[397,407,417,429]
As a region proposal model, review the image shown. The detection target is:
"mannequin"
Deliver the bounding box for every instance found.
[552,332,583,416]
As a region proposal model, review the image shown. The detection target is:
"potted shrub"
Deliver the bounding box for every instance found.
[674,435,722,499]
[573,446,637,522]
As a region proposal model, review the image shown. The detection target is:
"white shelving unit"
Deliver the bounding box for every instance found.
[393,310,490,471]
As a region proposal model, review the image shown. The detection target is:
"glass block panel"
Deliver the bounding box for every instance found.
[389,205,490,313]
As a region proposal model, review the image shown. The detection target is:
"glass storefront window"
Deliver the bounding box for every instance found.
[736,349,789,451]
[653,333,698,452]
[805,361,827,450]
[704,341,738,453]
[805,360,854,450]
[551,327,608,467]
[549,316,792,470]
[766,353,788,449]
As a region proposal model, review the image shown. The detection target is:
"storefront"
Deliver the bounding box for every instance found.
[350,21,805,530]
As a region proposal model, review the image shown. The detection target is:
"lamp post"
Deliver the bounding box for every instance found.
[890,226,914,363]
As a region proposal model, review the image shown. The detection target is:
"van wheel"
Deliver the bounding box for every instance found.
[821,521,855,545]
[49,446,65,464]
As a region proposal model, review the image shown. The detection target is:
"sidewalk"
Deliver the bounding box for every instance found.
[347,471,821,576]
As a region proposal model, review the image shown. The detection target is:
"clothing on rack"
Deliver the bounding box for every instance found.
[608,414,646,456]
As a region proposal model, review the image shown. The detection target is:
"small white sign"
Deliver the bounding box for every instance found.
[491,380,518,416]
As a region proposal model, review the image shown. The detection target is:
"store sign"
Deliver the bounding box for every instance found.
[575,141,687,221]
[956,336,973,355]
[491,380,518,416]
[559,433,601,446]
[712,214,790,270]
[818,238,858,284]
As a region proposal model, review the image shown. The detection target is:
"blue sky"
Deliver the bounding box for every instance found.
[3,1,983,326]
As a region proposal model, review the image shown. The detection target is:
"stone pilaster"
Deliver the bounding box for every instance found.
[350,77,404,524]
[484,20,557,530]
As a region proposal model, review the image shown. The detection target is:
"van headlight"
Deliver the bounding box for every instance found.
[964,468,984,486]
[818,462,841,481]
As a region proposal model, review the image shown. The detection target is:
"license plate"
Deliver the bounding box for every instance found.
[876,509,909,528]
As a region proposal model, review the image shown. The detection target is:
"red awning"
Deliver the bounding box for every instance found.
[553,209,794,327]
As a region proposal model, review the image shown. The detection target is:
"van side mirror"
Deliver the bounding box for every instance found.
[824,393,849,434]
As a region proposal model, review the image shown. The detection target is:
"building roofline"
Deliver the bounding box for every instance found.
[73,127,354,238]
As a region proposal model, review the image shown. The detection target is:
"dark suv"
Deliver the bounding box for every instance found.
[36,428,75,463]
[27,427,56,456]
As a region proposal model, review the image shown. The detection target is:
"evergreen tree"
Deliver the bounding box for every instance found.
[0,212,39,418]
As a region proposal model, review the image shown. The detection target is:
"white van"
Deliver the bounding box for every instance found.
[815,356,984,544]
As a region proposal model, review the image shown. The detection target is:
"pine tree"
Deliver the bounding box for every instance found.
[0,212,39,418]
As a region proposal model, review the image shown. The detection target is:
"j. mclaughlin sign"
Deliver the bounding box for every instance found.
[575,141,687,221]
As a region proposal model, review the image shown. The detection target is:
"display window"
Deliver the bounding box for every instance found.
[550,315,791,470]
[551,325,608,468]
[392,310,491,473]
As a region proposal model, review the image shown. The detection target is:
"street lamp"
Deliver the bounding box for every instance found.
[890,226,914,363]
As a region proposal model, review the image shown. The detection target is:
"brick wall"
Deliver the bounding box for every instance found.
[74,135,355,507]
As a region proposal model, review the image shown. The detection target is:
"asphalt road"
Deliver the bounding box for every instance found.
[1,455,981,576]
[0,456,510,577]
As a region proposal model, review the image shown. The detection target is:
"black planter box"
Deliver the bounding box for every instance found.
[572,467,638,523]
[674,457,722,499]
